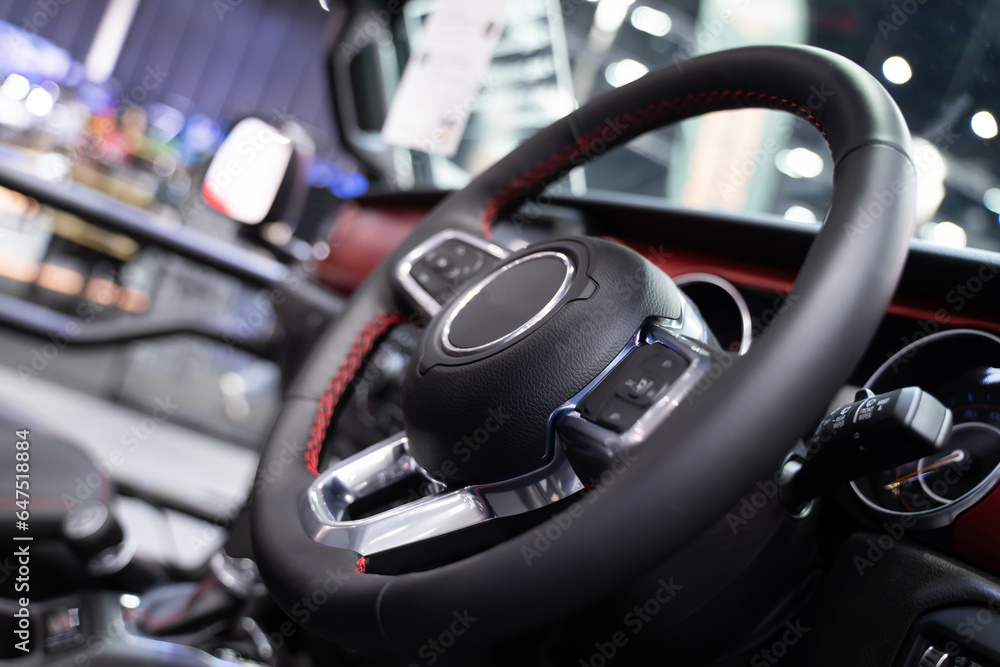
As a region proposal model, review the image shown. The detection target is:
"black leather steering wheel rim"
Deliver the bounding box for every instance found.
[251,45,916,653]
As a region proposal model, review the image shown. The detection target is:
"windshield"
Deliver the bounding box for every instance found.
[380,0,1000,252]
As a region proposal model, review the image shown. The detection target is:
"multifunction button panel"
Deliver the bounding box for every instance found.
[579,343,690,432]
[396,230,509,316]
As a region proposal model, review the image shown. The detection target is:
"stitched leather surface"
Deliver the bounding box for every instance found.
[481,90,829,238]
[303,310,406,475]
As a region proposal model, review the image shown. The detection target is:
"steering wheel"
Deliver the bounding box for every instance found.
[251,45,915,653]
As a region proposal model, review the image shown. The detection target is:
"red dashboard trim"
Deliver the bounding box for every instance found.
[622,239,1000,337]
[953,483,1000,574]
[318,202,424,295]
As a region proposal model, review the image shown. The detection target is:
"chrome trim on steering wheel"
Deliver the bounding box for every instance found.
[673,272,753,355]
[395,229,509,316]
[301,433,584,556]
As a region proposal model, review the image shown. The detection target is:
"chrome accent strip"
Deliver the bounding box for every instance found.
[673,272,753,355]
[440,251,575,355]
[301,433,583,556]
[395,229,509,316]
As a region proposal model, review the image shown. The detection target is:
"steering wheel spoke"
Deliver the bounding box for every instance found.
[302,431,584,561]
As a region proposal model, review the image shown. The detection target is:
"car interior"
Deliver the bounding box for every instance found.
[1,0,1000,666]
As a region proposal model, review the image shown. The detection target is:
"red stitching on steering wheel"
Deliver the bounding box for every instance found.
[304,310,408,476]
[480,89,829,238]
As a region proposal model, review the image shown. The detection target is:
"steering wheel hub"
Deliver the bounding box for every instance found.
[403,237,685,485]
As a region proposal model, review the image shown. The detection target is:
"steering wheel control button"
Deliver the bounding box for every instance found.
[582,343,690,421]
[410,239,499,306]
[597,397,647,432]
[642,348,687,380]
[442,251,574,354]
[412,261,450,298]
[395,229,510,316]
[619,374,660,405]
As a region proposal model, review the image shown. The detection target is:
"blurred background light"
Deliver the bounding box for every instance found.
[1,73,30,100]
[783,205,818,223]
[971,111,998,139]
[630,6,672,36]
[774,147,824,179]
[919,221,968,248]
[604,59,649,87]
[882,56,912,84]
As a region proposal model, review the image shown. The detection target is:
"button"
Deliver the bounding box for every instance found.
[615,374,663,406]
[411,261,447,294]
[460,251,488,277]
[919,646,950,667]
[596,397,646,432]
[641,348,687,385]
[440,242,491,277]
[430,254,451,271]
[443,240,469,257]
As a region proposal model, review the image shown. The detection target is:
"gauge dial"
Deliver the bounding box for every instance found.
[851,364,1000,527]
[852,422,1000,515]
